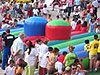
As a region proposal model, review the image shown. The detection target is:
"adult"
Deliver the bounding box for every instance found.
[71,18,78,30]
[38,40,48,65]
[1,29,15,70]
[47,48,59,75]
[75,0,81,7]
[39,47,53,75]
[50,0,61,11]
[95,36,100,71]
[66,0,73,17]
[92,0,99,18]
[89,34,99,72]
[88,18,97,32]
[64,45,77,67]
[25,40,38,75]
[11,33,25,61]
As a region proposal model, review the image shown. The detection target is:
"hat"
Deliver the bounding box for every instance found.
[77,65,81,68]
[65,66,71,71]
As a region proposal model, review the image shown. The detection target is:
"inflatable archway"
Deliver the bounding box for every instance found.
[16,0,31,3]
[46,20,71,40]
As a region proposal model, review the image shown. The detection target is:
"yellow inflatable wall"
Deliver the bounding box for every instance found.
[16,0,31,3]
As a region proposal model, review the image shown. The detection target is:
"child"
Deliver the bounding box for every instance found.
[4,60,15,75]
[84,39,91,52]
[55,51,67,75]
[15,58,27,75]
[96,25,100,34]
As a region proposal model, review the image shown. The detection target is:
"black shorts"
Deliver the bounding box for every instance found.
[97,53,100,60]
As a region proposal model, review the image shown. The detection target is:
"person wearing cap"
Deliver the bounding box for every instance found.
[64,45,77,67]
[64,66,71,75]
[11,33,25,62]
[1,29,15,70]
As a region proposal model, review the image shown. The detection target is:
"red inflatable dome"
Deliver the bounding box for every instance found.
[46,20,71,40]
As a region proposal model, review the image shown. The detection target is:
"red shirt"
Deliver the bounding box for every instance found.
[75,24,82,31]
[57,55,65,63]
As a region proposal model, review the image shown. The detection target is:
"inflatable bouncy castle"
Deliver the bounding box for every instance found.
[46,20,71,40]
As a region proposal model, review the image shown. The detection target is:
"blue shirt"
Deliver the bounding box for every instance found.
[75,0,80,5]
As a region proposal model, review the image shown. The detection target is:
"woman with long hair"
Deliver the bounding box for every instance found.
[24,40,38,75]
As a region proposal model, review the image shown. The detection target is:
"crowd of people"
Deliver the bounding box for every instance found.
[1,29,100,75]
[0,0,100,75]
[0,0,100,32]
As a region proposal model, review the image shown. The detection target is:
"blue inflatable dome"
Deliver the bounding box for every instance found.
[24,17,48,36]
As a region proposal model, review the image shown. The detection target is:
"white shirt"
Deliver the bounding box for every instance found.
[39,43,48,61]
[71,21,77,30]
[25,48,38,66]
[96,28,100,33]
[55,61,63,74]
[92,0,99,7]
[35,43,41,55]
[39,52,50,68]
[42,8,48,14]
[11,37,24,55]
[1,24,10,29]
[67,0,73,7]
[75,72,85,75]
[33,9,39,15]
[5,66,15,75]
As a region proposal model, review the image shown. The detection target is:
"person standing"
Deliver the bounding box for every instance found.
[94,38,100,71]
[1,29,15,70]
[11,33,25,62]
[89,34,99,72]
[64,45,77,67]
[25,40,38,75]
[92,0,99,18]
[39,47,53,75]
[38,40,48,65]
[66,0,73,17]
